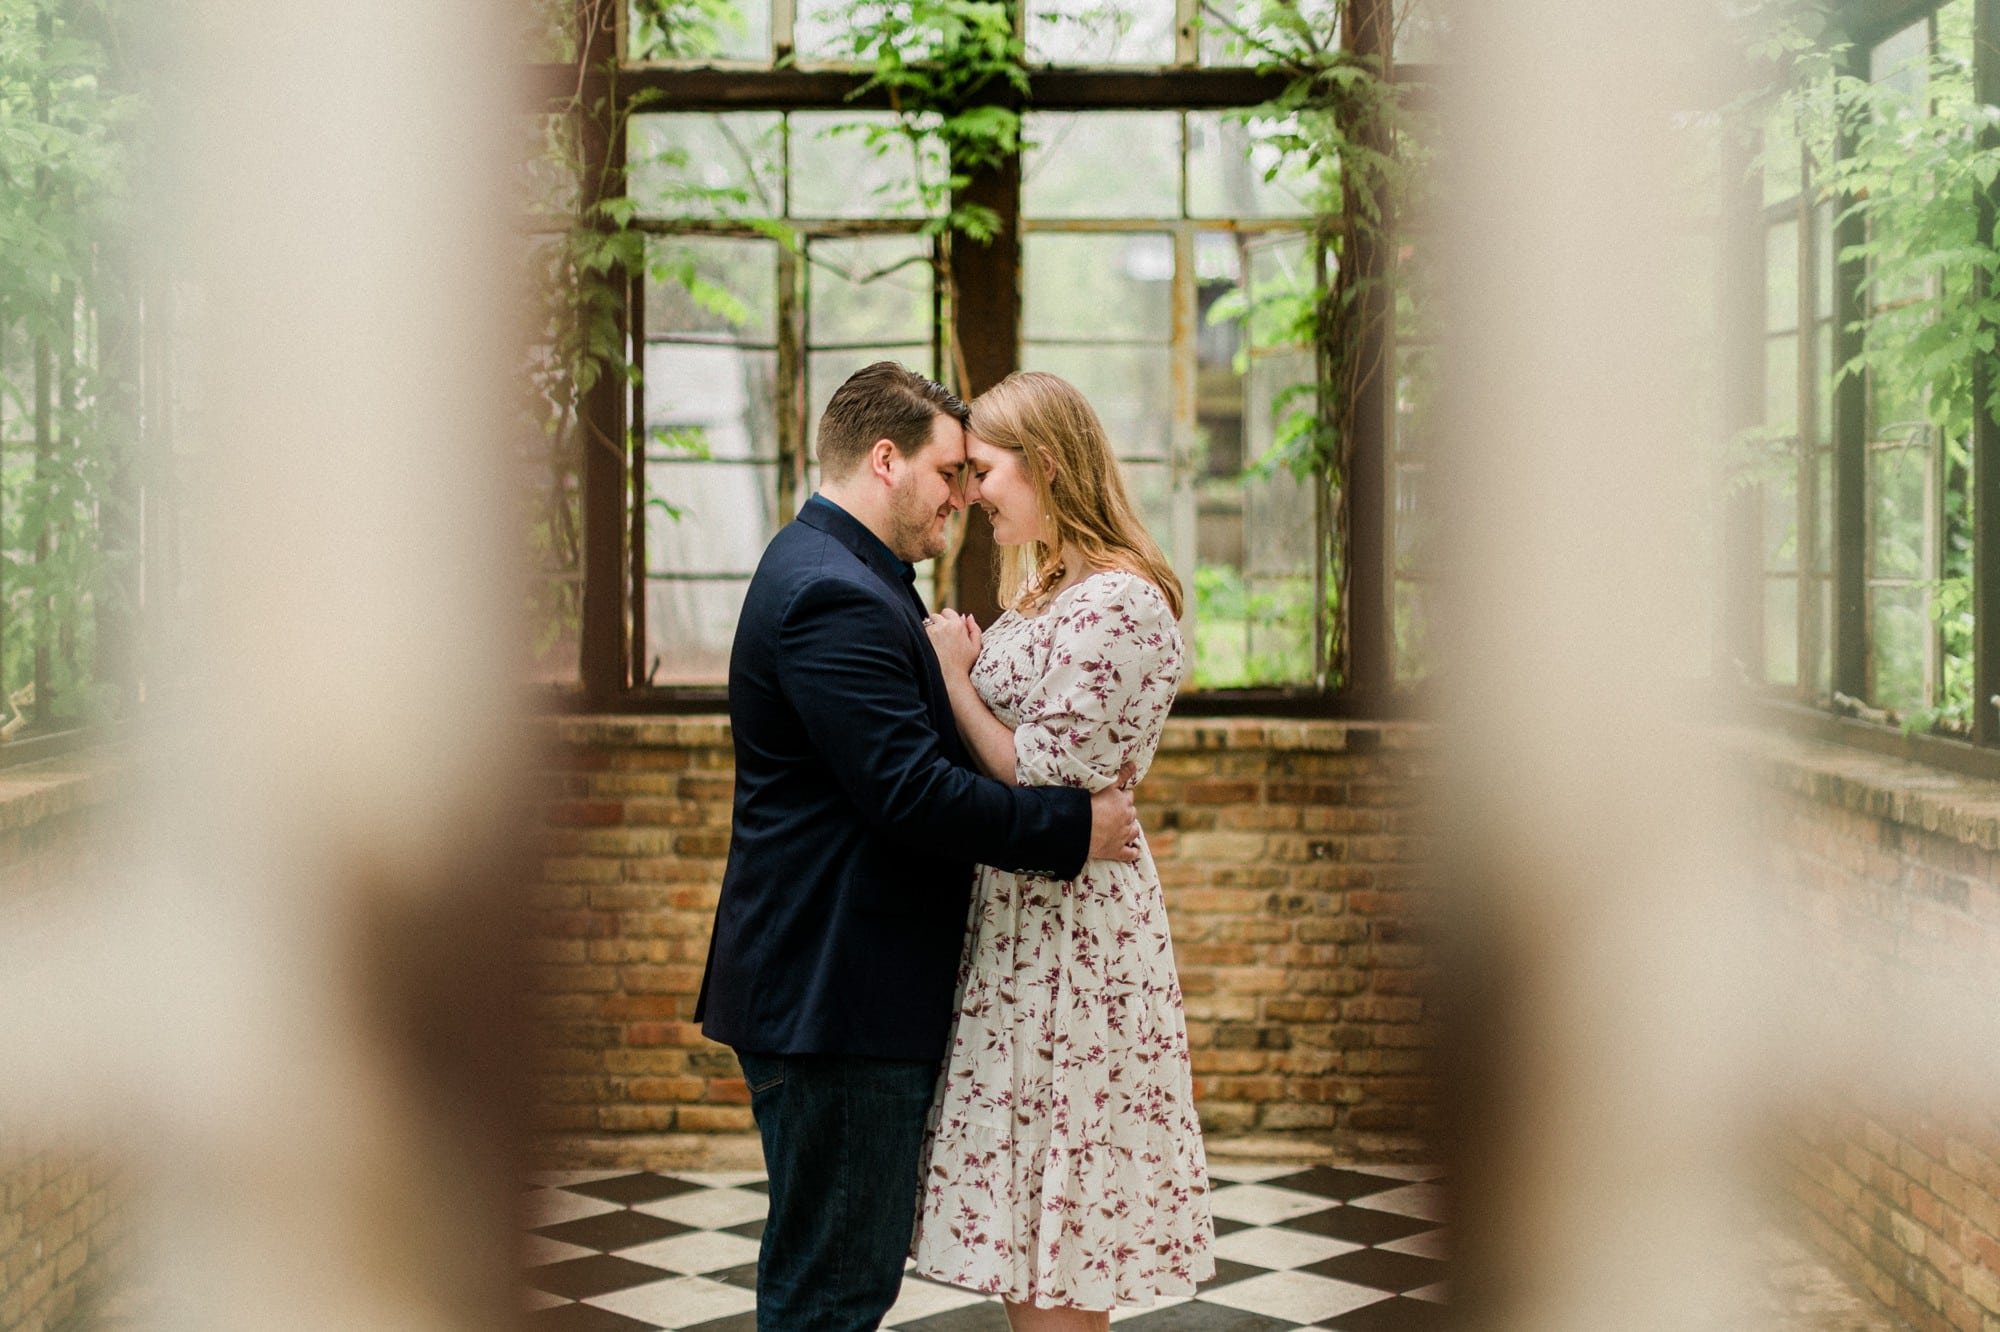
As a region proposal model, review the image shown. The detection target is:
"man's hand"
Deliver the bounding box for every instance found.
[1086,761,1143,863]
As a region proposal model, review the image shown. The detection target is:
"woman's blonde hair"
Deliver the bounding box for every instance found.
[968,370,1184,619]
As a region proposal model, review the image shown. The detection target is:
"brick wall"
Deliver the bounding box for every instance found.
[1743,730,2000,1332]
[0,755,126,1332]
[528,716,1439,1163]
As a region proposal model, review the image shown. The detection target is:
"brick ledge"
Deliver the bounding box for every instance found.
[546,714,1434,754]
[1724,724,2000,851]
[0,750,118,836]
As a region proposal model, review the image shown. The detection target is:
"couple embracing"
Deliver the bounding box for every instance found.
[695,361,1214,1330]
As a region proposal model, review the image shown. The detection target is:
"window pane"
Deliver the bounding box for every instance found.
[789,111,943,220]
[1246,463,1315,579]
[1763,470,1797,572]
[1187,113,1316,219]
[1395,345,1440,458]
[1246,347,1314,472]
[1194,232,1247,477]
[1869,20,1929,96]
[1765,577,1798,686]
[629,0,770,62]
[1868,582,1929,713]
[628,113,784,219]
[1762,102,1802,206]
[1247,232,1315,349]
[1813,447,1833,575]
[807,236,933,346]
[646,578,752,684]
[1199,0,1340,65]
[1766,219,1798,332]
[1119,460,1179,572]
[1765,334,1797,434]
[645,343,780,462]
[1868,444,1929,581]
[1020,344,1173,459]
[808,346,935,449]
[1026,0,1176,65]
[1814,321,1834,446]
[1023,232,1174,342]
[1810,576,1833,696]
[1812,200,1835,322]
[647,462,781,573]
[1394,578,1431,683]
[517,113,580,219]
[1023,112,1180,218]
[1246,576,1315,683]
[1395,463,1432,576]
[646,235,778,344]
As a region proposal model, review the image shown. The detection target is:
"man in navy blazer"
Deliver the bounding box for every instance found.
[694,362,1140,1330]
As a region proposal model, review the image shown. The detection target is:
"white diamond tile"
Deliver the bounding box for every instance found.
[1209,1183,1337,1225]
[520,1287,569,1311]
[667,1170,768,1189]
[1207,1162,1320,1184]
[1201,1269,1396,1323]
[1377,1228,1449,1260]
[1350,1181,1446,1223]
[635,1186,770,1230]
[521,1189,621,1226]
[622,1228,764,1275]
[586,1274,757,1325]
[1212,1226,1361,1271]
[1408,1280,1449,1303]
[882,1276,989,1323]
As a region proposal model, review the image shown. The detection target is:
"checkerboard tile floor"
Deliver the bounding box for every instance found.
[521,1162,1450,1331]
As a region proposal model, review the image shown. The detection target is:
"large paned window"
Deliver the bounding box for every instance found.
[1749,0,1997,755]
[542,0,1419,709]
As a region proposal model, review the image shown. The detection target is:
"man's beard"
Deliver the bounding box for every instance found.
[887,480,947,563]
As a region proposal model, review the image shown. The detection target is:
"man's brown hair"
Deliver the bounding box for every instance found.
[815,361,969,479]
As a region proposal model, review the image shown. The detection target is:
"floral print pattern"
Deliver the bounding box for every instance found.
[910,571,1214,1310]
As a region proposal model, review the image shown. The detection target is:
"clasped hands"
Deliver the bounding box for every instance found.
[922,607,1140,864]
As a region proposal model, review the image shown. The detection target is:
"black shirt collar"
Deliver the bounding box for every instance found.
[798,493,918,588]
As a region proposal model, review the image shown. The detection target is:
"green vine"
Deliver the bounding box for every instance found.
[1747,0,1989,732]
[1196,1,1412,687]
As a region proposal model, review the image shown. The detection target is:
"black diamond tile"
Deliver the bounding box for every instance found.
[1325,1296,1453,1331]
[534,1210,692,1252]
[742,1178,771,1194]
[1213,1216,1253,1237]
[1301,1248,1449,1295]
[893,1303,1013,1330]
[526,1302,661,1331]
[564,1173,704,1205]
[680,1314,760,1332]
[708,1260,762,1291]
[1196,1256,1268,1291]
[1264,1167,1418,1203]
[526,1254,675,1301]
[1113,1303,1300,1331]
[1278,1205,1435,1246]
[722,1217,767,1242]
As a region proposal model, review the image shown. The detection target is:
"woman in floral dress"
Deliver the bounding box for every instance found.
[911,371,1213,1329]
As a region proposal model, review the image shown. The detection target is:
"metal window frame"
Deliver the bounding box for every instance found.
[1741,0,2000,752]
[552,0,1410,717]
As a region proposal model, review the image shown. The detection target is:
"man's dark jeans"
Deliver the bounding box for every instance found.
[734,1050,940,1331]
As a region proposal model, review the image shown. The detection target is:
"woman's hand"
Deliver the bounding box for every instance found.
[923,608,982,678]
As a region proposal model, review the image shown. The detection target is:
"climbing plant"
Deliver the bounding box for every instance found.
[0,0,138,733]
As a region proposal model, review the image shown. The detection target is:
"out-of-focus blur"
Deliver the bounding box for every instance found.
[1,1,1998,1330]
[0,1,532,1328]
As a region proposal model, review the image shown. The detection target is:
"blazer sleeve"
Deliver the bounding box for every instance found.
[775,575,1091,878]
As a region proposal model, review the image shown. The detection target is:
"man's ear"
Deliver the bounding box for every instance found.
[868,438,900,487]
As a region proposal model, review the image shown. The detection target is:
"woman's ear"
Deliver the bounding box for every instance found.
[1035,446,1058,484]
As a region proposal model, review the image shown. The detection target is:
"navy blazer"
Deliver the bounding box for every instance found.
[694,495,1091,1061]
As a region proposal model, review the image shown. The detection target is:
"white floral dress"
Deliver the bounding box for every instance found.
[910,570,1214,1310]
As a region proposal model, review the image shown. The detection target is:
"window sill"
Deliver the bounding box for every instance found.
[1723,720,2000,853]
